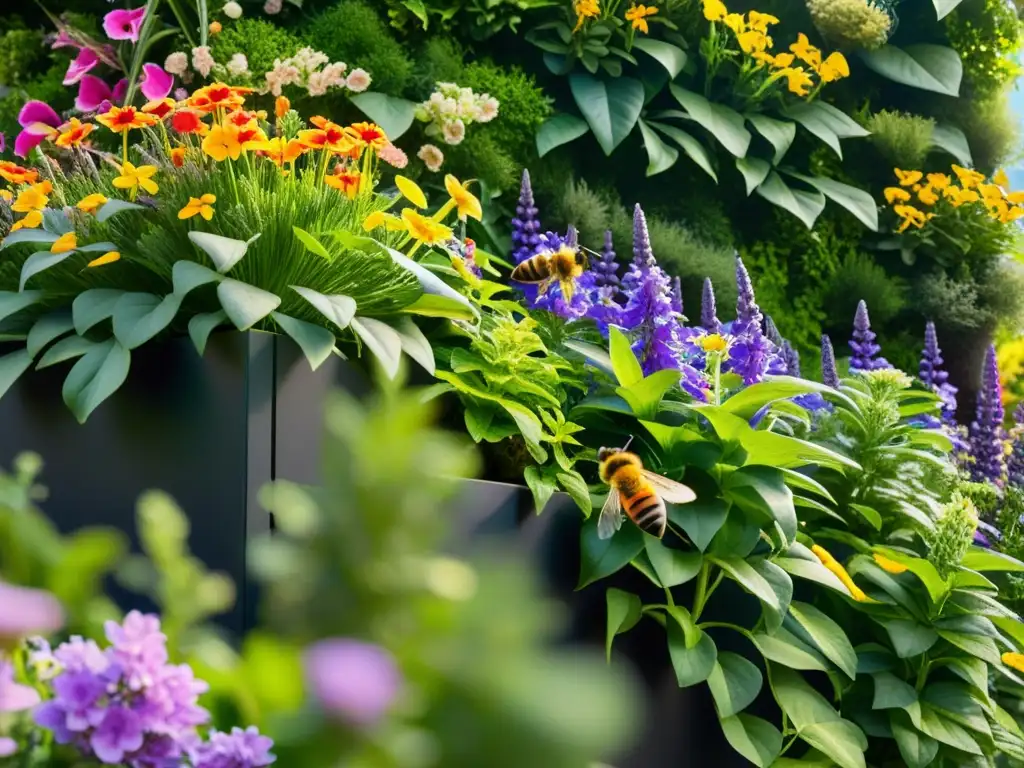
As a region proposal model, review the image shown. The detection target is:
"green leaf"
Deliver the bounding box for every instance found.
[784,172,879,231]
[0,349,33,399]
[568,73,645,155]
[292,226,331,260]
[882,619,938,658]
[712,556,780,612]
[644,539,701,587]
[188,310,227,356]
[931,123,973,166]
[19,250,72,291]
[286,288,355,334]
[670,84,751,157]
[632,38,687,77]
[872,550,949,603]
[858,44,963,96]
[771,665,843,728]
[754,560,793,633]
[26,311,74,357]
[637,118,679,177]
[556,471,592,516]
[890,711,939,768]
[918,704,982,754]
[937,631,1001,666]
[755,172,826,229]
[387,247,474,313]
[0,228,58,249]
[721,376,828,418]
[606,588,642,662]
[524,466,557,515]
[608,325,643,387]
[37,335,96,369]
[776,556,853,597]
[720,714,782,767]
[961,547,1024,572]
[272,312,335,371]
[401,294,476,321]
[799,721,867,768]
[723,465,797,545]
[667,624,717,687]
[617,368,680,419]
[780,468,836,504]
[872,671,918,710]
[736,156,771,195]
[111,293,182,350]
[923,682,990,736]
[669,497,728,552]
[578,517,644,589]
[95,198,146,222]
[0,290,43,324]
[217,279,281,331]
[648,122,718,181]
[351,316,403,380]
[849,503,882,530]
[780,102,842,157]
[708,651,762,718]
[753,627,829,671]
[72,289,124,336]
[348,92,418,139]
[62,338,131,423]
[536,113,590,157]
[788,601,858,679]
[189,231,261,274]
[931,0,963,20]
[746,113,795,164]
[391,317,434,375]
[172,260,221,296]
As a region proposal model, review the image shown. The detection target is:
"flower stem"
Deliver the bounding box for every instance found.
[122,130,129,168]
[692,563,710,621]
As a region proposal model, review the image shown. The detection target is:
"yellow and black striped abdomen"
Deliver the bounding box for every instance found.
[511,254,553,283]
[622,484,667,538]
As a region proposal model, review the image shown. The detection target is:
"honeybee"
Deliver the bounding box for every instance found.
[511,244,587,301]
[597,443,697,540]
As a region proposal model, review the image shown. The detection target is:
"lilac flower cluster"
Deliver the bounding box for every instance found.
[511,170,542,265]
[919,321,958,422]
[701,278,721,334]
[969,344,1007,485]
[849,301,890,371]
[33,611,274,767]
[1007,404,1024,490]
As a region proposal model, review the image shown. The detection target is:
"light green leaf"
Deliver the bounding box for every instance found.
[62,338,131,423]
[712,556,780,612]
[19,250,72,291]
[784,171,879,231]
[292,226,331,260]
[872,549,949,603]
[617,368,681,420]
[0,349,33,399]
[644,539,701,587]
[172,260,221,296]
[891,711,939,768]
[188,310,227,356]
[788,601,858,679]
[608,325,643,387]
[723,465,796,545]
[73,289,124,336]
[637,118,679,177]
[932,0,965,19]
[349,92,417,140]
[669,497,728,552]
[0,290,43,324]
[112,292,182,350]
[272,312,335,371]
[667,624,717,687]
[755,172,825,229]
[563,339,614,378]
[401,294,476,321]
[781,102,843,157]
[918,704,982,754]
[882,619,938,658]
[95,198,146,222]
[351,316,403,380]
[931,123,972,166]
[746,113,796,164]
[217,279,281,331]
[771,665,843,728]
[776,556,853,597]
[736,156,771,195]
[388,248,474,314]
[569,73,645,155]
[720,714,782,767]
[708,651,762,718]
[26,312,74,357]
[556,470,592,516]
[0,228,58,249]
[391,317,434,374]
[524,466,557,515]
[649,122,718,181]
[189,231,261,274]
[937,630,1001,666]
[577,516,644,589]
[670,84,751,157]
[858,44,963,96]
[872,671,918,710]
[536,113,590,157]
[606,588,642,662]
[37,335,95,369]
[753,627,830,671]
[799,721,867,768]
[632,38,687,77]
[961,547,1024,572]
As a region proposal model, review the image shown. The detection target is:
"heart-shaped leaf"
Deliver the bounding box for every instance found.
[858,44,962,96]
[291,286,357,330]
[62,338,131,423]
[272,312,335,370]
[188,310,228,356]
[217,279,281,330]
[112,292,183,349]
[172,260,222,296]
[536,113,590,157]
[351,316,403,379]
[189,231,261,274]
[569,72,645,155]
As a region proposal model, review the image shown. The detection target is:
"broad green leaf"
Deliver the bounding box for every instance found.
[746,113,795,164]
[962,547,1024,572]
[723,465,796,545]
[776,556,853,597]
[753,560,793,633]
[755,172,826,230]
[849,503,882,530]
[644,539,701,587]
[648,122,718,181]
[736,156,771,195]
[605,588,642,662]
[569,73,645,155]
[387,248,471,313]
[784,172,879,231]
[172,260,221,296]
[632,38,687,77]
[401,294,476,321]
[708,651,762,718]
[799,721,867,768]
[890,711,939,768]
[26,311,74,357]
[771,665,843,728]
[217,279,281,331]
[712,556,780,612]
[882,619,938,658]
[669,497,728,552]
[292,226,331,260]
[617,368,680,419]
[788,601,858,679]
[0,228,58,249]
[272,312,335,371]
[720,714,782,768]
[578,518,644,588]
[608,325,642,387]
[112,292,182,350]
[351,316,403,380]
[858,44,963,96]
[722,376,831,418]
[872,671,917,710]
[931,123,972,166]
[667,624,717,687]
[189,231,261,273]
[37,335,95,369]
[391,317,434,374]
[556,471,592,516]
[637,118,678,176]
[918,704,982,754]
[872,549,948,603]
[188,310,227,356]
[536,113,590,157]
[0,290,43,324]
[562,339,614,379]
[95,198,146,222]
[937,630,1001,666]
[20,250,72,291]
[753,627,829,671]
[349,92,417,139]
[62,338,131,423]
[0,349,33,399]
[780,468,836,504]
[781,102,842,157]
[73,289,124,335]
[923,682,990,736]
[670,84,751,157]
[524,466,557,515]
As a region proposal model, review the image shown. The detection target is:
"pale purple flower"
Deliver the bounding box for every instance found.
[91,705,144,763]
[701,278,721,333]
[64,47,99,85]
[191,726,276,767]
[821,335,839,388]
[140,63,174,102]
[511,169,542,265]
[919,321,958,422]
[103,7,146,43]
[849,300,890,371]
[593,230,620,289]
[0,581,63,643]
[304,639,402,727]
[0,737,15,757]
[670,276,683,315]
[969,344,1006,485]
[14,101,62,158]
[724,258,778,385]
[781,342,801,377]
[0,661,40,712]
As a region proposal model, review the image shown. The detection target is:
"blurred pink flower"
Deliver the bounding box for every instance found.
[0,737,15,757]
[103,7,146,43]
[14,101,62,158]
[63,48,99,85]
[76,76,128,112]
[303,639,401,727]
[0,581,62,644]
[378,143,408,169]
[51,28,79,50]
[0,660,40,712]
[140,63,173,101]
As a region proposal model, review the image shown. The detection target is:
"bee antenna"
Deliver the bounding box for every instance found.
[623,435,634,451]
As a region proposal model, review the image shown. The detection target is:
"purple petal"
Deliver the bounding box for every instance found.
[75,75,113,112]
[0,132,5,154]
[17,101,61,130]
[14,129,44,158]
[63,47,99,86]
[112,78,129,105]
[0,737,16,757]
[51,29,80,50]
[304,639,402,727]
[140,63,173,101]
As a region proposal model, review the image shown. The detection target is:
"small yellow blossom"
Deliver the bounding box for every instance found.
[952,164,985,189]
[395,175,427,209]
[894,204,929,233]
[12,181,52,213]
[701,0,727,21]
[76,193,108,216]
[917,186,939,206]
[362,211,405,232]
[746,10,778,31]
[113,162,159,197]
[873,553,908,574]
[790,33,821,70]
[50,232,77,254]
[87,251,121,268]
[625,4,658,33]
[737,30,771,54]
[178,193,216,221]
[699,333,729,353]
[573,0,600,31]
[812,544,869,601]
[1003,652,1024,674]
[723,12,744,33]
[818,52,849,83]
[781,67,814,97]
[927,173,952,189]
[884,187,911,204]
[402,208,453,244]
[202,123,243,162]
[894,168,923,187]
[994,168,1010,189]
[10,210,43,232]
[445,175,483,221]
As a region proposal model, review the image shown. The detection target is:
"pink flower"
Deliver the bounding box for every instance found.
[51,28,80,50]
[378,143,408,169]
[0,737,16,757]
[103,7,146,43]
[303,639,401,727]
[0,581,63,644]
[75,76,128,112]
[0,660,41,713]
[139,63,173,101]
[14,101,62,158]
[63,47,99,85]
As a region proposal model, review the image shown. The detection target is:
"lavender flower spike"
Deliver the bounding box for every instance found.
[1008,403,1024,490]
[821,335,839,388]
[511,169,541,264]
[632,204,655,269]
[670,276,683,315]
[919,321,958,421]
[782,342,801,377]
[701,277,721,333]
[724,257,775,385]
[969,344,1007,485]
[849,300,890,371]
[733,256,761,336]
[593,230,620,289]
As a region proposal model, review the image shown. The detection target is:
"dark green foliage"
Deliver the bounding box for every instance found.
[211,19,303,77]
[822,253,906,329]
[552,177,613,248]
[953,89,1019,174]
[445,132,519,191]
[303,0,415,96]
[946,0,1022,99]
[414,36,465,91]
[0,28,46,86]
[916,270,987,331]
[460,61,551,161]
[865,110,935,168]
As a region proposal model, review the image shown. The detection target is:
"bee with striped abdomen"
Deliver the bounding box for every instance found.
[597,444,696,540]
[510,244,586,301]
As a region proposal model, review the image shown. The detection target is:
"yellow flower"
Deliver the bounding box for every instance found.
[9,210,43,232]
[701,0,727,21]
[574,0,600,31]
[95,105,158,133]
[894,204,928,233]
[770,52,795,68]
[362,210,405,231]
[0,190,10,202]
[76,193,108,216]
[12,181,52,213]
[625,3,658,33]
[917,186,939,206]
[275,95,290,119]
[790,33,821,70]
[926,172,951,189]
[873,553,908,574]
[818,52,849,83]
[178,193,217,221]
[994,168,1010,189]
[113,162,159,196]
[811,544,869,602]
[202,123,243,162]
[746,10,778,31]
[1003,652,1024,674]
[50,232,77,254]
[209,20,222,34]
[999,206,1024,224]
[979,183,1005,204]
[780,67,814,96]
[737,30,771,54]
[894,168,923,187]
[723,12,744,33]
[1007,191,1024,204]
[445,175,483,221]
[699,333,729,353]
[395,175,427,208]
[884,187,911,204]
[87,251,121,268]
[952,164,985,189]
[325,167,361,199]
[402,208,452,244]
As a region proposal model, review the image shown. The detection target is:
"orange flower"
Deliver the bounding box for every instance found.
[252,137,306,167]
[54,118,95,148]
[275,96,290,119]
[209,20,222,34]
[298,118,355,153]
[236,119,268,150]
[624,3,658,33]
[95,105,159,133]
[188,83,246,114]
[346,122,388,153]
[178,193,217,221]
[76,193,108,215]
[171,109,208,136]
[325,166,361,199]
[0,161,39,186]
[142,98,176,120]
[201,123,243,162]
[170,147,187,167]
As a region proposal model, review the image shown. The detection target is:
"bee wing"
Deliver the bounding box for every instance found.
[597,490,624,540]
[641,470,697,504]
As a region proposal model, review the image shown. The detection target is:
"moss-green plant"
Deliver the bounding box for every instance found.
[414,36,465,91]
[917,270,987,330]
[444,131,519,191]
[954,88,1020,174]
[302,0,415,96]
[211,18,303,77]
[865,110,935,168]
[821,252,906,329]
[460,60,551,162]
[551,177,613,248]
[946,0,1022,98]
[805,0,892,50]
[0,28,46,86]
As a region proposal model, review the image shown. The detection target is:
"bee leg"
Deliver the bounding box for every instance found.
[537,279,552,297]
[562,279,574,303]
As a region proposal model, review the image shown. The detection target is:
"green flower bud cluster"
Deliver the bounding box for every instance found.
[928,492,978,578]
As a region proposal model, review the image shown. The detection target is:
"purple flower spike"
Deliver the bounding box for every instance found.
[511,170,541,264]
[593,230,620,289]
[670,276,683,315]
[969,344,1007,485]
[304,639,402,728]
[919,321,958,423]
[1008,404,1024,490]
[782,342,801,377]
[821,335,839,388]
[701,278,720,333]
[632,204,655,268]
[0,581,63,645]
[724,257,781,385]
[849,300,890,371]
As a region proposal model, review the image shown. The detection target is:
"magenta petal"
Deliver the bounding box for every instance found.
[51,29,80,50]
[112,78,129,105]
[14,130,44,158]
[63,48,99,86]
[75,75,112,112]
[17,101,61,130]
[140,63,173,101]
[103,7,146,43]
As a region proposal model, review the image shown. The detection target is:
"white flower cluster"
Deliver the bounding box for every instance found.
[414,82,499,146]
[264,47,370,97]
